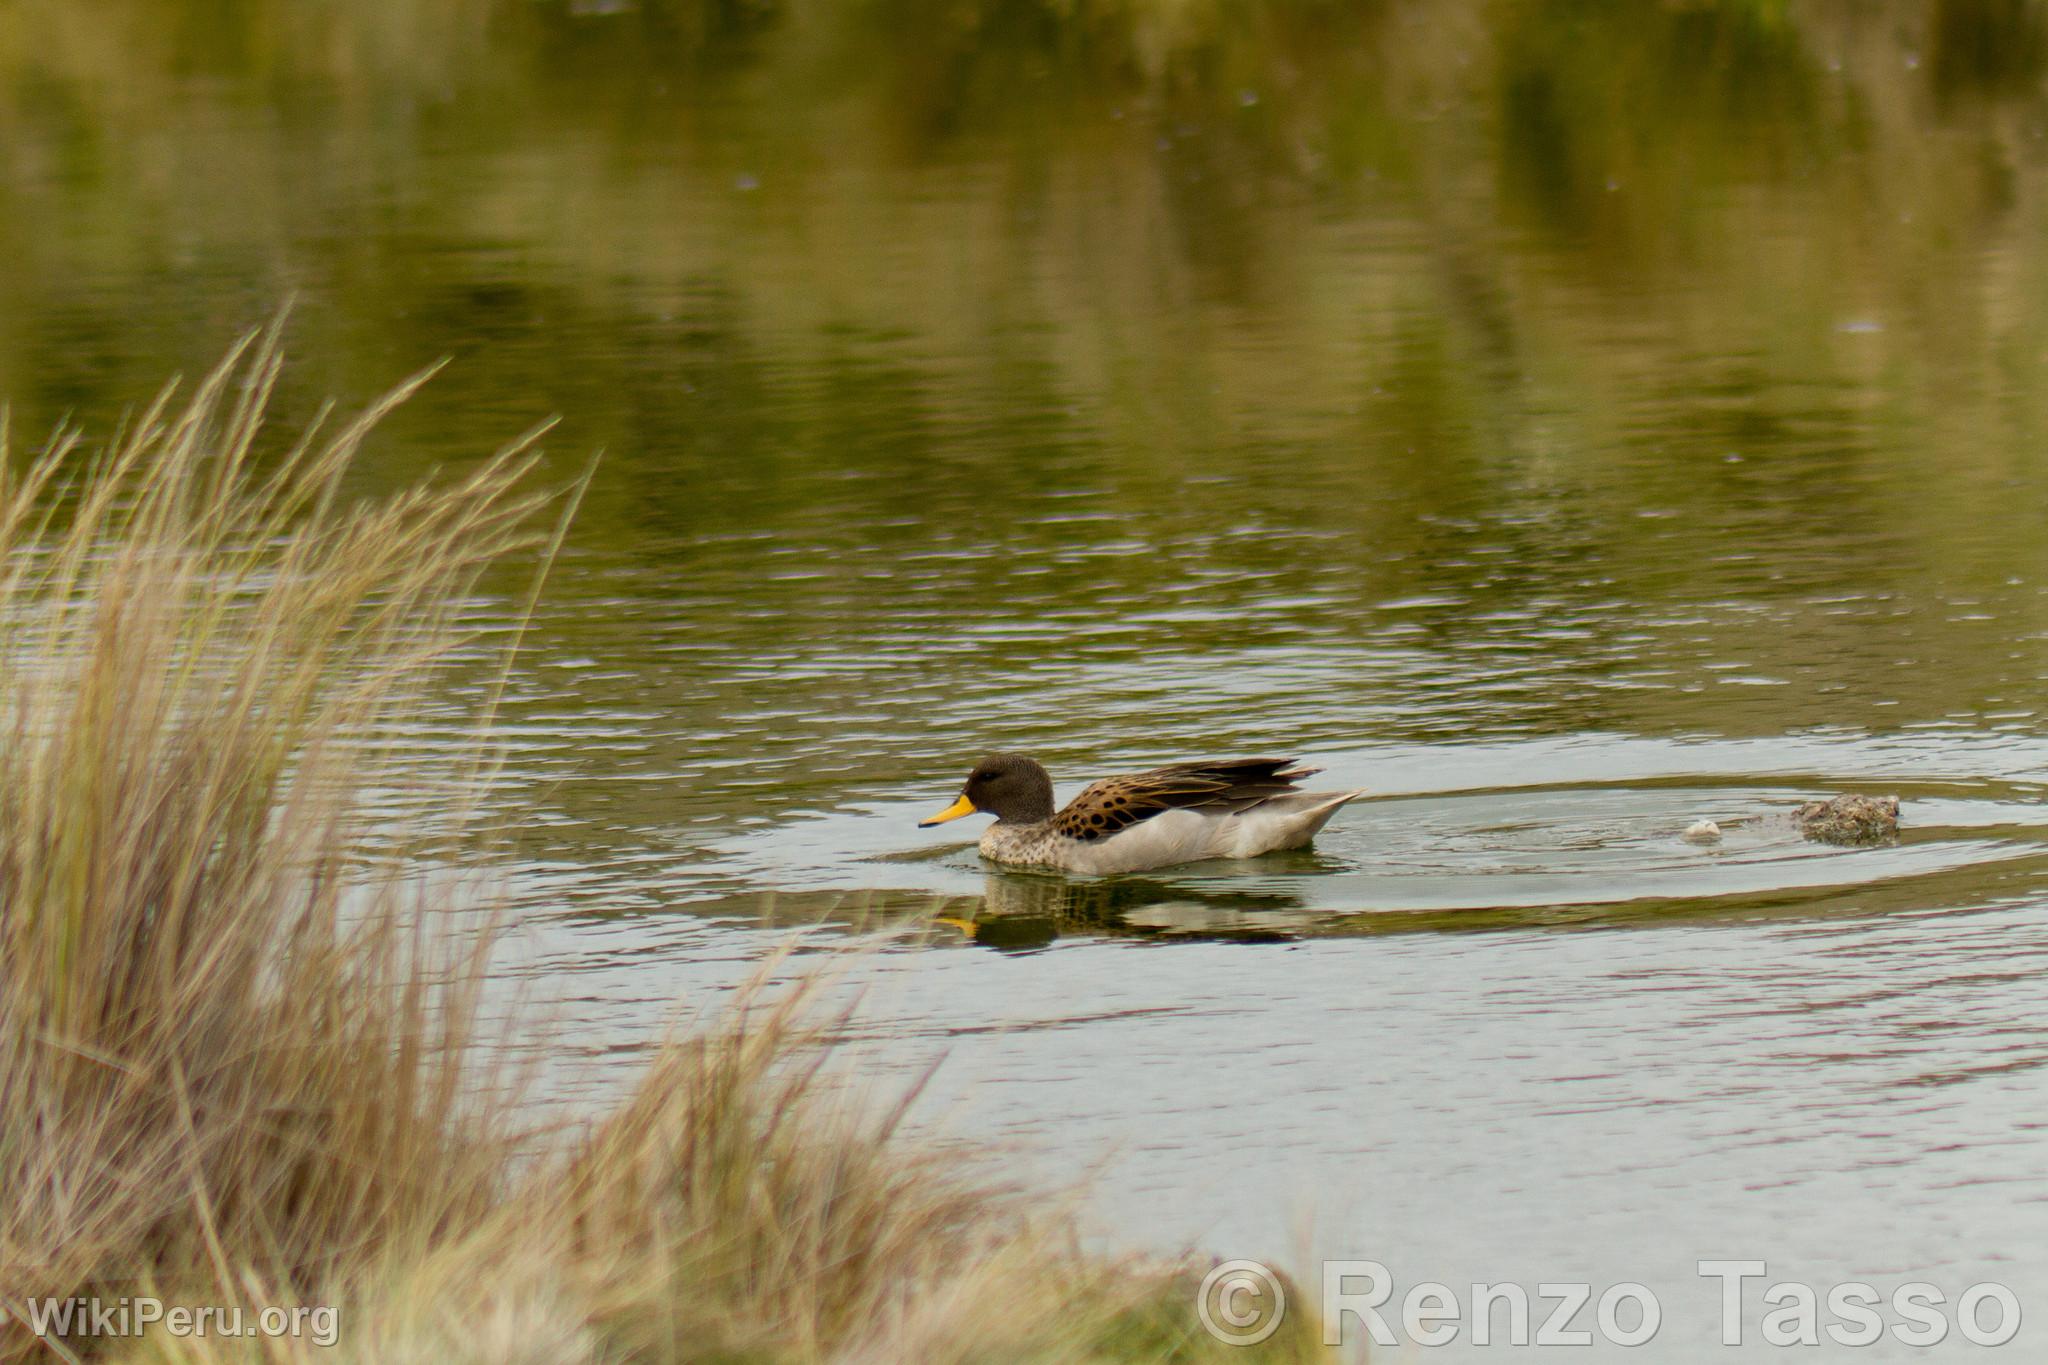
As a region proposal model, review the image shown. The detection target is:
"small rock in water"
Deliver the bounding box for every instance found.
[1683,819,1722,844]
[1795,794,1901,846]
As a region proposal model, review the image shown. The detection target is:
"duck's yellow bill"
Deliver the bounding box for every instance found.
[919,793,978,827]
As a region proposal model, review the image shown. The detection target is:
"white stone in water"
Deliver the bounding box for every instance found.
[1683,819,1722,844]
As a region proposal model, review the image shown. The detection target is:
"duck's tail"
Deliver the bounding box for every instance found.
[1242,787,1368,852]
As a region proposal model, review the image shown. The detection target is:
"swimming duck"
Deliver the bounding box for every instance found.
[919,753,1366,874]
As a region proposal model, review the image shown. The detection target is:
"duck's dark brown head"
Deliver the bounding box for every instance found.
[919,752,1056,827]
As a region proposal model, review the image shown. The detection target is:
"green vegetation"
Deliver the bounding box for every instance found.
[0,336,1324,1363]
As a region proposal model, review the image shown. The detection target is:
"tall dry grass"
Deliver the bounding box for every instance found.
[0,335,1327,1363]
[0,328,547,1358]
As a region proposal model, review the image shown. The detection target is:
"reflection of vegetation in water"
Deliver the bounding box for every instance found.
[7,0,2048,828]
[1929,0,2048,106]
[1494,1,1822,252]
[13,0,2048,487]
[8,3,2041,499]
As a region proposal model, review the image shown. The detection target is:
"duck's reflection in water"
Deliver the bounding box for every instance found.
[936,871,1309,951]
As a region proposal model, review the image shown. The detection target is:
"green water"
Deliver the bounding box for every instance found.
[9,2,2048,1354]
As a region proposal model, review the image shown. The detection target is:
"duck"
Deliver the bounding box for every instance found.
[918,753,1366,874]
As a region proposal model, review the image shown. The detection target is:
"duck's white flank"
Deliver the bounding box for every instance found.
[980,788,1366,874]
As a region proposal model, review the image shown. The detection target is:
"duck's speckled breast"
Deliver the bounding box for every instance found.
[979,821,1068,869]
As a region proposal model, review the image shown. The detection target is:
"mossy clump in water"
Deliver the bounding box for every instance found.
[1795,795,1901,845]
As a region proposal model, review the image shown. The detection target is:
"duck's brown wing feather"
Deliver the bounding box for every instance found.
[1051,758,1322,841]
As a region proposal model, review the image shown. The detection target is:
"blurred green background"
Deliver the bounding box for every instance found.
[3,0,2047,830]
